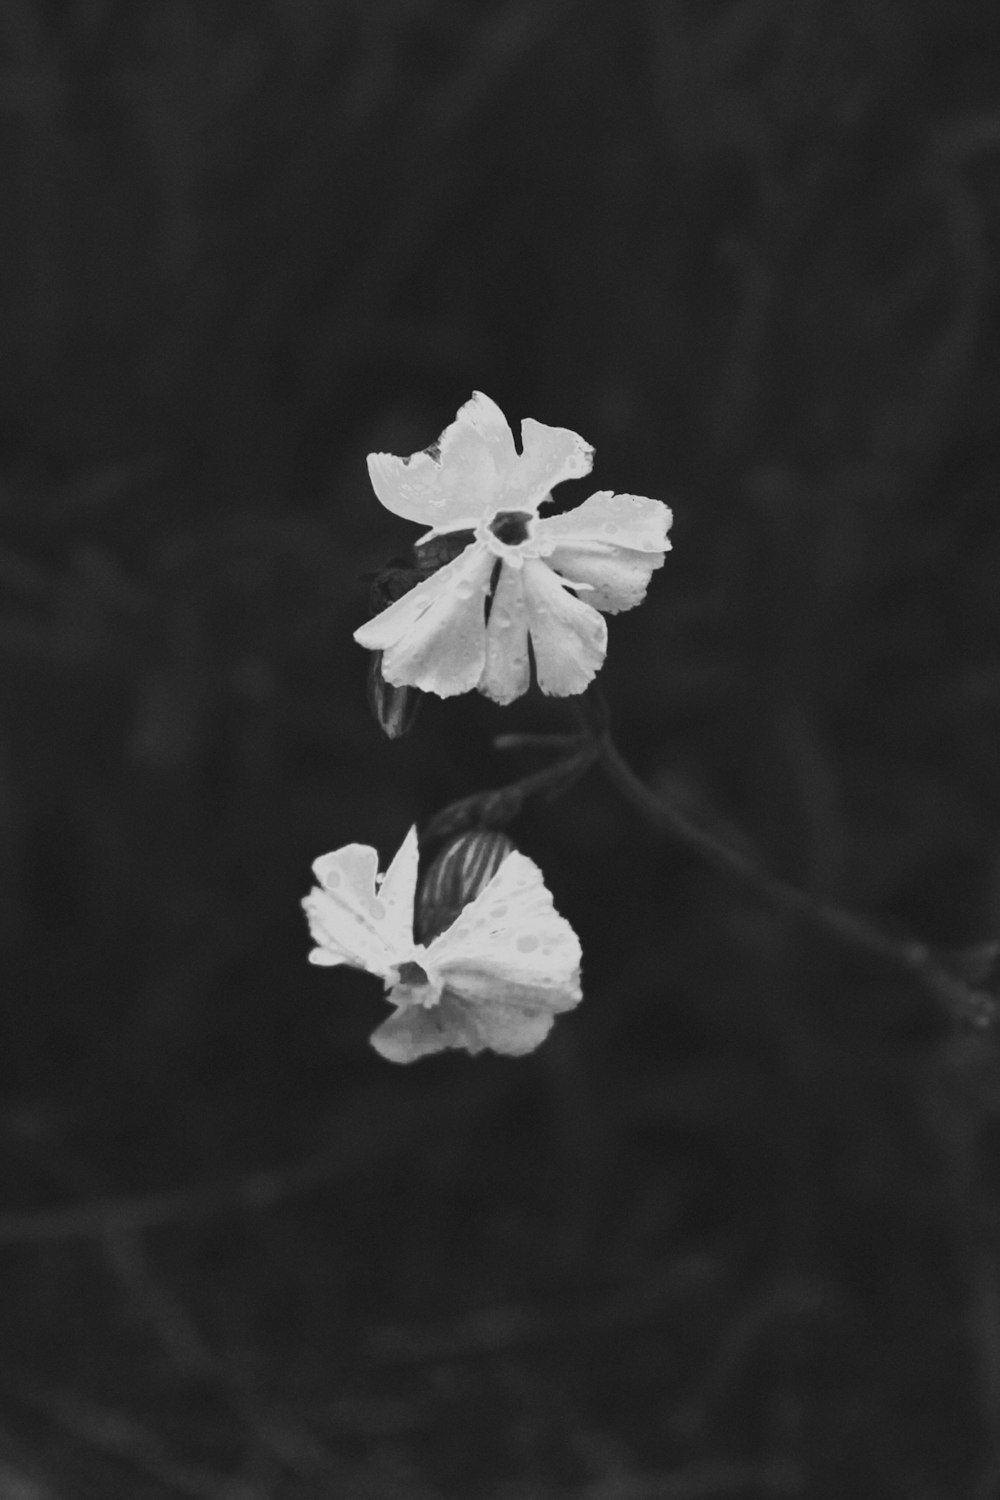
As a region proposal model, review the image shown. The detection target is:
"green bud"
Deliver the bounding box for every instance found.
[367,652,421,740]
[415,828,515,943]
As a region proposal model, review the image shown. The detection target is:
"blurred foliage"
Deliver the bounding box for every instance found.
[2,0,1000,1494]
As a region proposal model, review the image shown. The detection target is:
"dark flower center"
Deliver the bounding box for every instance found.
[396,960,430,986]
[489,510,533,546]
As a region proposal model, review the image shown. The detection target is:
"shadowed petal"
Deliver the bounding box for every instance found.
[370,990,485,1063]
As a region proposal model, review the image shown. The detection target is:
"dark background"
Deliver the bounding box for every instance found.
[3,1,1000,1495]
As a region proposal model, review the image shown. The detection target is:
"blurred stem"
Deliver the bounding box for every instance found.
[578,687,996,1029]
[420,743,599,851]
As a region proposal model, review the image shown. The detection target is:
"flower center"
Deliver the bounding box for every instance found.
[396,960,430,986]
[390,956,444,1009]
[489,510,533,546]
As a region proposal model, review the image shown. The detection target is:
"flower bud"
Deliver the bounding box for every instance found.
[415,828,515,944]
[367,651,421,739]
[413,529,476,578]
[363,559,424,739]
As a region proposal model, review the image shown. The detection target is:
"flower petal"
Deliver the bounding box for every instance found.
[369,990,486,1063]
[477,562,531,705]
[501,417,594,513]
[376,986,564,1060]
[354,542,495,696]
[545,547,662,615]
[427,850,582,1017]
[535,493,671,613]
[304,842,406,977]
[366,392,517,531]
[536,490,671,551]
[521,558,607,696]
[371,825,421,951]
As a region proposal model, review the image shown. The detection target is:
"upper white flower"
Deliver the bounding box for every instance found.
[354,392,672,703]
[303,826,582,1063]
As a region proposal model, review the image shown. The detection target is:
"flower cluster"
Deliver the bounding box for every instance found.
[305,393,671,1061]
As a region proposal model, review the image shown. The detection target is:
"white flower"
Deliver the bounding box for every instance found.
[354,392,672,703]
[303,826,582,1063]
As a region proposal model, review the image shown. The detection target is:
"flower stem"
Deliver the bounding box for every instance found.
[580,690,995,1029]
[420,743,599,852]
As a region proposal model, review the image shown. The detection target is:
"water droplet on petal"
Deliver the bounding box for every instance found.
[325,870,341,888]
[516,933,539,953]
[455,580,476,599]
[603,522,619,535]
[491,904,509,918]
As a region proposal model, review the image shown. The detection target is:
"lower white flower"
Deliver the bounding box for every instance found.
[303,826,582,1062]
[353,393,672,703]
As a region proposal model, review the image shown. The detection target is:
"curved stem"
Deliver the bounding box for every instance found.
[581,691,995,1028]
[420,742,599,852]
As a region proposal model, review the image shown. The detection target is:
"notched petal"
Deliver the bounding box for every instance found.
[520,559,607,697]
[366,392,517,530]
[502,417,594,512]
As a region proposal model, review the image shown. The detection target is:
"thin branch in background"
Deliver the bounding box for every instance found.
[99,1227,338,1481]
[0,1075,508,1246]
[419,742,599,852]
[578,690,998,1029]
[579,1457,803,1500]
[0,1367,225,1500]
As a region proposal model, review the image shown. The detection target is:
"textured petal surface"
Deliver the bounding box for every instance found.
[501,417,594,513]
[428,851,582,1020]
[536,492,671,612]
[354,542,494,696]
[304,841,411,978]
[545,545,666,614]
[366,392,517,530]
[521,558,607,696]
[477,562,531,705]
[536,491,672,550]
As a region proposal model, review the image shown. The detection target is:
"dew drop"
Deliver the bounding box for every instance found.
[494,612,512,629]
[516,933,539,953]
[324,869,341,889]
[491,904,509,918]
[455,580,476,600]
[603,522,619,535]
